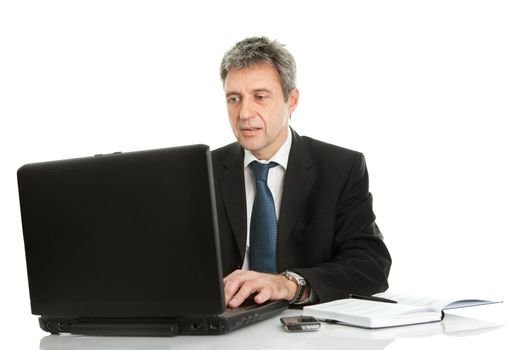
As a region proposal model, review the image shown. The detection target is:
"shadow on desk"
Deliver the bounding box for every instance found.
[39,314,503,350]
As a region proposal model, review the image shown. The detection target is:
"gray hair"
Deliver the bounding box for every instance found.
[220,37,297,101]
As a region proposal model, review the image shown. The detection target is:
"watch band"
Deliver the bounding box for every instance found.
[282,270,307,304]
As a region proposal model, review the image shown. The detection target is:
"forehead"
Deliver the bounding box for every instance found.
[224,63,283,93]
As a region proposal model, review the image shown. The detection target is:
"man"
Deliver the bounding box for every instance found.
[212,37,391,308]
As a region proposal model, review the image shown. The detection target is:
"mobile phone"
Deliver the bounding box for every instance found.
[280,316,321,332]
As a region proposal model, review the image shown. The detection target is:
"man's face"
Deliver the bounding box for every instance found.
[224,63,299,160]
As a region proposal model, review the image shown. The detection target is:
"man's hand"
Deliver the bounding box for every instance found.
[223,270,297,308]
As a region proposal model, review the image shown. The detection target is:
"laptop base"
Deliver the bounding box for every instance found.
[40,317,180,336]
[39,300,288,336]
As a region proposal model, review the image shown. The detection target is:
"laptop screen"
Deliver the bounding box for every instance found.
[18,145,225,318]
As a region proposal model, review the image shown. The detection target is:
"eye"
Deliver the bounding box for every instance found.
[255,94,268,101]
[227,96,240,104]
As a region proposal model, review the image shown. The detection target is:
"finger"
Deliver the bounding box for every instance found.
[223,270,245,304]
[228,280,257,308]
[223,269,242,284]
[253,274,294,304]
[253,287,272,304]
[223,278,240,305]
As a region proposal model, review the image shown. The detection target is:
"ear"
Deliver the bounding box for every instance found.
[288,88,299,114]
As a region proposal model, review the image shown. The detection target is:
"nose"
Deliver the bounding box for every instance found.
[239,99,256,120]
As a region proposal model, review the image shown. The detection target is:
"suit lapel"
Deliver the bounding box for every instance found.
[218,145,247,257]
[217,131,316,266]
[278,130,316,253]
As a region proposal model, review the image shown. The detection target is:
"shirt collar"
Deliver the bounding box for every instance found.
[243,128,292,170]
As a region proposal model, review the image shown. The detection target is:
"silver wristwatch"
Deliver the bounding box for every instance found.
[282,270,307,304]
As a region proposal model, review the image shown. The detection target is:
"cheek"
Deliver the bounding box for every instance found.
[228,112,240,136]
[227,108,237,125]
[228,116,236,131]
[264,107,288,131]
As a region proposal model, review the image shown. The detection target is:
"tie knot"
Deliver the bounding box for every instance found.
[249,161,277,182]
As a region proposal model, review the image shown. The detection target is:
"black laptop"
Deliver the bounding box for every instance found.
[17,144,287,336]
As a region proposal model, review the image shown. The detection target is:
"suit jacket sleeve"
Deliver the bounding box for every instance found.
[287,146,391,303]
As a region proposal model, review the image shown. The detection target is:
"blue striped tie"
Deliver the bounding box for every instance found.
[249,161,278,273]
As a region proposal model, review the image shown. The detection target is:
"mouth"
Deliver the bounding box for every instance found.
[239,127,262,137]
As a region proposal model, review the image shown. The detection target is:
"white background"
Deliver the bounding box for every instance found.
[1,0,507,348]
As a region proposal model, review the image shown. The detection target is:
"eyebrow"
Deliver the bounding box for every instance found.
[225,88,273,97]
[251,88,272,94]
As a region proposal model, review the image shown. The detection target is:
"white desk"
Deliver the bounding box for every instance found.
[32,304,506,350]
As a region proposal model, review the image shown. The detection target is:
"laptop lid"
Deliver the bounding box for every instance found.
[18,145,226,320]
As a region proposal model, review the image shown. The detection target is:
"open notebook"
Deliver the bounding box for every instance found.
[303,292,501,329]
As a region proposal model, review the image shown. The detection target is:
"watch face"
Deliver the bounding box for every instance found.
[286,271,306,286]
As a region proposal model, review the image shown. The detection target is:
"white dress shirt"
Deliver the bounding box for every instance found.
[241,129,292,270]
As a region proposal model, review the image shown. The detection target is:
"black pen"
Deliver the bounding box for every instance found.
[349,294,398,304]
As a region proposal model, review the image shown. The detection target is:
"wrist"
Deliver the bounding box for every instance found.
[281,270,307,304]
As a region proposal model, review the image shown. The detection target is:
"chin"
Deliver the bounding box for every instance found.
[240,140,263,154]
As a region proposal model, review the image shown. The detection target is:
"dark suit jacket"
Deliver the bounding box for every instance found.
[211,129,391,303]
